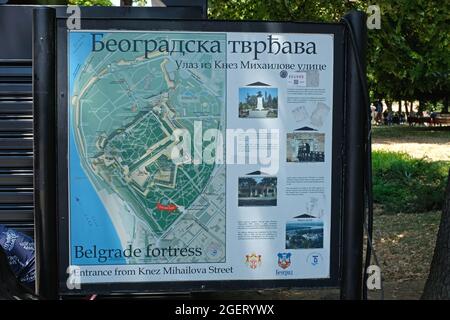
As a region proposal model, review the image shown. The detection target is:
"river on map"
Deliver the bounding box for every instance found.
[69,32,125,265]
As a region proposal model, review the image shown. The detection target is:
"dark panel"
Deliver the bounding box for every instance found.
[0,83,32,96]
[0,6,33,60]
[0,118,32,132]
[0,190,33,204]
[0,65,32,82]
[0,155,33,168]
[0,137,33,150]
[0,172,33,186]
[0,207,34,222]
[0,17,33,231]
[0,101,33,115]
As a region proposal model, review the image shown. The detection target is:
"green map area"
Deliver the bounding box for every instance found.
[70,32,226,264]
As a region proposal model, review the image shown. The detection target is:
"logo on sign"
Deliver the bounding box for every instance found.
[288,72,307,87]
[277,252,291,269]
[276,252,294,276]
[206,242,222,259]
[307,252,323,267]
[245,253,262,269]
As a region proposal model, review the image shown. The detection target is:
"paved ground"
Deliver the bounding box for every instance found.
[372,141,450,161]
[372,125,450,161]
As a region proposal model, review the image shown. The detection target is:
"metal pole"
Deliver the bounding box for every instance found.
[32,7,58,299]
[340,10,367,300]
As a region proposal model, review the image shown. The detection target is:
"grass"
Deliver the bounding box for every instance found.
[372,125,450,140]
[372,151,449,213]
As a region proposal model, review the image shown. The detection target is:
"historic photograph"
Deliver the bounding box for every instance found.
[285,218,324,249]
[238,87,278,118]
[238,176,277,206]
[286,132,325,162]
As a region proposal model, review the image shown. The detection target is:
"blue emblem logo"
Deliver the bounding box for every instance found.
[307,252,322,266]
[277,252,292,269]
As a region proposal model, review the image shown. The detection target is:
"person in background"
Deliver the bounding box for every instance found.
[0,224,37,300]
[393,112,400,125]
[375,99,383,124]
[430,111,437,126]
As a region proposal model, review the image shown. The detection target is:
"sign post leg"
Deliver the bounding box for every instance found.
[340,10,367,300]
[33,7,58,299]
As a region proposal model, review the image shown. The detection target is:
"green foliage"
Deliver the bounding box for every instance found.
[208,0,351,22]
[372,151,449,213]
[367,0,449,103]
[135,0,147,6]
[69,0,112,6]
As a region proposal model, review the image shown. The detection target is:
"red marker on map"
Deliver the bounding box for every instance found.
[156,203,177,212]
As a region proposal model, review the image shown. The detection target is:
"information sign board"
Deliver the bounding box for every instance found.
[56,21,345,294]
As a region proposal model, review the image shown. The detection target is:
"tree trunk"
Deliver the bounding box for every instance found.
[422,168,450,299]
[405,101,410,116]
[443,97,449,114]
[398,100,402,113]
[386,100,392,112]
[121,0,133,6]
[418,100,425,115]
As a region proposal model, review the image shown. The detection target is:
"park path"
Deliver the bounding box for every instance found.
[372,135,450,161]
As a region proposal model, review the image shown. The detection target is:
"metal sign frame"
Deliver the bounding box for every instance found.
[33,7,367,299]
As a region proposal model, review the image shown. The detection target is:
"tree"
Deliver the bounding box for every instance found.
[367,0,449,108]
[260,177,276,187]
[208,0,353,22]
[238,177,257,189]
[422,169,450,299]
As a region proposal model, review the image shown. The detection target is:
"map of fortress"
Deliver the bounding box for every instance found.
[70,32,226,264]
